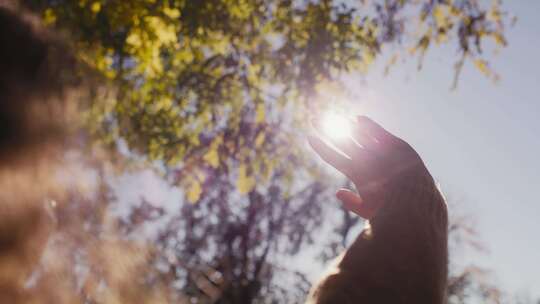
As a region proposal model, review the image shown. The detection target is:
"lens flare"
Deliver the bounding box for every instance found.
[321,113,351,139]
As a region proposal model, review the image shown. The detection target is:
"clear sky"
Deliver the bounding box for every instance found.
[349,0,540,298]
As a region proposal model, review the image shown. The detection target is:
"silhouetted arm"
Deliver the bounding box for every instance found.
[306,116,448,304]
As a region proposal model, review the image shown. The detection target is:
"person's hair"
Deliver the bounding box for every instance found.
[0,2,80,163]
[0,3,81,301]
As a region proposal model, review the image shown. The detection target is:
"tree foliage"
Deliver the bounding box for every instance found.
[25,0,509,201]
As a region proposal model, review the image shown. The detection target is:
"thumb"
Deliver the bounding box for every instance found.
[336,189,375,219]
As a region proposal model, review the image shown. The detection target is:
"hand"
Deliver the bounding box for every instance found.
[308,116,425,220]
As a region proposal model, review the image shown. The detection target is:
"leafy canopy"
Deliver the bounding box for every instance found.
[28,0,509,202]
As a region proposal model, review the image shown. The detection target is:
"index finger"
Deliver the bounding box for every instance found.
[308,135,350,175]
[356,116,397,144]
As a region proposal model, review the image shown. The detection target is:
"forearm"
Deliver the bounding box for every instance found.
[308,166,448,304]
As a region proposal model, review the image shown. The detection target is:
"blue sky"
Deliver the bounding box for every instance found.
[349,0,540,298]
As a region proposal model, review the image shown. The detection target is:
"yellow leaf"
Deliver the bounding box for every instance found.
[176,49,195,64]
[436,32,448,44]
[91,2,101,14]
[433,4,448,28]
[474,59,490,76]
[493,33,507,46]
[450,6,460,16]
[237,164,255,194]
[203,147,220,168]
[363,50,375,65]
[126,30,142,48]
[43,8,56,25]
[187,179,202,203]
[262,159,275,181]
[163,7,180,19]
[255,104,265,124]
[195,170,206,181]
[254,132,265,148]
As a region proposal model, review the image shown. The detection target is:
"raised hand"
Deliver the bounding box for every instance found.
[306,116,448,304]
[308,116,426,220]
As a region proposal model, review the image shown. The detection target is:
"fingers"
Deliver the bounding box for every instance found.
[336,189,376,219]
[350,123,378,150]
[308,135,350,174]
[311,118,359,158]
[332,138,359,159]
[356,116,397,145]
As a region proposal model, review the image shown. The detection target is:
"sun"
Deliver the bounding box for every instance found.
[321,112,351,140]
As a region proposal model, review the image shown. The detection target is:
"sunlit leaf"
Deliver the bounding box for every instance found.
[90,1,101,14]
[237,163,255,194]
[186,178,202,203]
[203,147,220,168]
[255,132,265,148]
[433,4,448,28]
[474,59,490,76]
[43,8,56,25]
[255,104,265,124]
